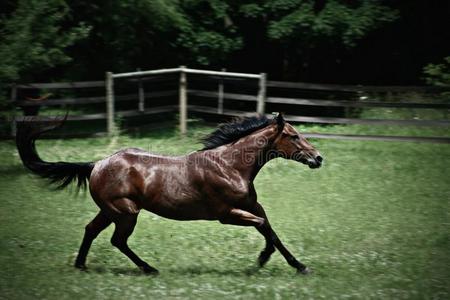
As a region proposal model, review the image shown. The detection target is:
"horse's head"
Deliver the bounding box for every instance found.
[271,114,323,169]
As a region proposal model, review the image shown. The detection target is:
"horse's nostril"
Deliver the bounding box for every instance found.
[316,155,323,163]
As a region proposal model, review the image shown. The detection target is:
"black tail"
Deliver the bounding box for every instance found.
[16,117,94,190]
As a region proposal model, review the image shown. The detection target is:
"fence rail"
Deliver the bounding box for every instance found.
[266,80,449,93]
[14,81,105,89]
[189,89,450,109]
[280,115,450,127]
[15,90,177,107]
[112,67,262,79]
[302,133,450,144]
[12,105,177,122]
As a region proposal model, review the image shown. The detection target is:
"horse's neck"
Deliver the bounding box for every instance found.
[225,126,277,182]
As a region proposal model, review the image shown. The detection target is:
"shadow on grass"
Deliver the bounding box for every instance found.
[168,265,262,277]
[0,164,28,176]
[81,264,268,277]
[79,265,146,276]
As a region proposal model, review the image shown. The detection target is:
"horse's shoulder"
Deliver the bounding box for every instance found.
[193,156,249,197]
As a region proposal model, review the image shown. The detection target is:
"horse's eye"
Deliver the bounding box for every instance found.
[290,135,299,140]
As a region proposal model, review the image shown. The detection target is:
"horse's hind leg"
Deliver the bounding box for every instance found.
[251,203,275,267]
[75,211,112,269]
[111,213,159,274]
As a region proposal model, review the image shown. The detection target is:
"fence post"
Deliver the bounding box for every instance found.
[257,73,266,115]
[137,68,145,112]
[105,72,115,136]
[10,83,17,137]
[218,68,226,114]
[179,66,187,135]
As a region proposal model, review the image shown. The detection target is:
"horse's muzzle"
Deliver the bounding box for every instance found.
[307,155,323,169]
[294,152,323,169]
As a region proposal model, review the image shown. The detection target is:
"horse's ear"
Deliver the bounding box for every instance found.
[274,112,285,130]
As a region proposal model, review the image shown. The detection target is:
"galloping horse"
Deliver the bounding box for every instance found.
[16,113,322,275]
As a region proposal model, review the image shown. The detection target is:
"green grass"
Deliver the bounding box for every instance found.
[0,124,449,299]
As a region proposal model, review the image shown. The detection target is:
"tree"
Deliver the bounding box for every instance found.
[423,56,450,87]
[64,0,187,77]
[0,0,403,86]
[237,0,398,79]
[176,0,242,66]
[0,0,89,84]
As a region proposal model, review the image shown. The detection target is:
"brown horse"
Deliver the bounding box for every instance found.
[16,113,322,275]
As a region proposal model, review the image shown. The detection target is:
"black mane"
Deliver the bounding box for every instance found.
[201,115,271,150]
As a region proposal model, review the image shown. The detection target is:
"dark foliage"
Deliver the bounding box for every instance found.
[1,1,448,87]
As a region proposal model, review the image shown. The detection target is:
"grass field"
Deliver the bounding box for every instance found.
[0,123,449,299]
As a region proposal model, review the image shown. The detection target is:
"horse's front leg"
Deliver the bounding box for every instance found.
[219,208,265,227]
[219,206,310,274]
[252,202,310,275]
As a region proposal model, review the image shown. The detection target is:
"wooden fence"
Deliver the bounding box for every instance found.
[5,67,450,143]
[108,67,266,135]
[184,73,450,143]
[8,74,179,137]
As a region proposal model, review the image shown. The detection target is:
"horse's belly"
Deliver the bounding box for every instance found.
[142,198,216,221]
[144,203,216,220]
[139,164,222,220]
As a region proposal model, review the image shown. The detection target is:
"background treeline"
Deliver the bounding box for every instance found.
[0,0,449,86]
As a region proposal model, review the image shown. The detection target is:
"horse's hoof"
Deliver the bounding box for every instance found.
[258,248,275,267]
[297,267,312,275]
[140,265,159,275]
[74,263,88,271]
[257,254,270,267]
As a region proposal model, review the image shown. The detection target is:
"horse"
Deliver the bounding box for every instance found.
[16,113,323,275]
